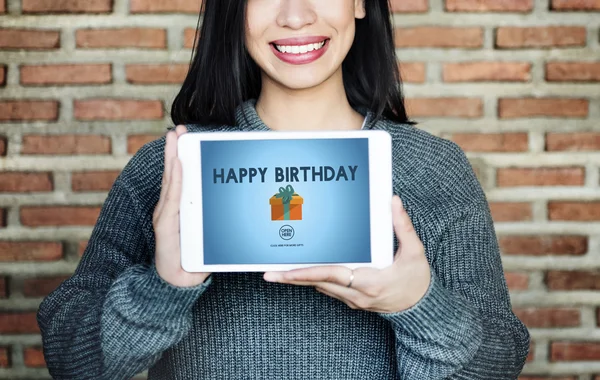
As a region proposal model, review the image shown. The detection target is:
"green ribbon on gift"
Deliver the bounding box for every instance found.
[275,184,295,220]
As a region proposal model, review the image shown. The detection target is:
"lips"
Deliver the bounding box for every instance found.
[269,36,330,65]
[270,35,329,46]
[270,39,329,65]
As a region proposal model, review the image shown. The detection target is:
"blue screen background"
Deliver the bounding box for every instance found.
[200,138,371,265]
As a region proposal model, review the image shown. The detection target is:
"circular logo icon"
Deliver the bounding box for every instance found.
[279,225,295,240]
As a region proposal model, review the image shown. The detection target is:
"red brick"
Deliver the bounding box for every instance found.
[20,206,101,227]
[0,136,7,156]
[127,134,161,154]
[22,276,69,298]
[22,0,112,13]
[0,0,5,13]
[0,172,53,192]
[78,240,88,256]
[443,62,531,82]
[72,171,120,192]
[450,133,529,152]
[548,202,600,221]
[0,276,6,298]
[406,98,482,118]
[0,312,40,334]
[0,100,59,122]
[514,308,580,328]
[0,208,5,228]
[500,235,587,255]
[0,28,60,50]
[546,271,600,290]
[76,28,167,49]
[183,28,198,49]
[496,27,586,48]
[0,65,6,86]
[395,27,483,48]
[0,347,9,368]
[390,0,428,12]
[490,202,532,222]
[551,342,600,361]
[20,64,112,86]
[23,346,45,368]
[546,62,600,82]
[21,135,111,155]
[0,242,63,261]
[130,0,201,13]
[126,64,188,84]
[505,272,529,290]
[74,99,163,120]
[446,0,533,12]
[551,0,600,10]
[546,132,600,151]
[399,62,426,83]
[497,167,585,187]
[499,98,588,119]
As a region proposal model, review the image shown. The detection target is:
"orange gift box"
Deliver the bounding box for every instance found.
[269,193,303,221]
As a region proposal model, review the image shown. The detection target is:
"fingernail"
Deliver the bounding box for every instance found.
[264,272,280,282]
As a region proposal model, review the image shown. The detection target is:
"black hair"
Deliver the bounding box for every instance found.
[171,0,413,127]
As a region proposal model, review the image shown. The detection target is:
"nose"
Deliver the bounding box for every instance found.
[276,0,317,30]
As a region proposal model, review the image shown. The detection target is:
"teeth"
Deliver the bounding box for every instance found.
[274,40,326,54]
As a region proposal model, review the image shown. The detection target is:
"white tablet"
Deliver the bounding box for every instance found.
[178,130,393,273]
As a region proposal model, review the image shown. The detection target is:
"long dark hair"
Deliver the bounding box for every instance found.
[171,0,413,127]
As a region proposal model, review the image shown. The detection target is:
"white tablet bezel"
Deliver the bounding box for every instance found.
[178,130,393,272]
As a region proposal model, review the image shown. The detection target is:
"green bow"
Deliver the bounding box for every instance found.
[275,184,295,204]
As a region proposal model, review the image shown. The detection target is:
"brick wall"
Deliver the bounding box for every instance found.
[0,0,598,378]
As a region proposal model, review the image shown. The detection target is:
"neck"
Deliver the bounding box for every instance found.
[255,68,365,131]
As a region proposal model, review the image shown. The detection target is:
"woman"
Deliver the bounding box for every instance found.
[37,0,530,379]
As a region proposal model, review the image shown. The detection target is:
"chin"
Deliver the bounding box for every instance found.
[267,66,339,91]
[279,78,326,90]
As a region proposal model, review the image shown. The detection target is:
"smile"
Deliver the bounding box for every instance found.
[269,38,330,65]
[273,40,326,54]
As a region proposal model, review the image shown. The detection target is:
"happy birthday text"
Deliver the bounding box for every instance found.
[213,166,359,184]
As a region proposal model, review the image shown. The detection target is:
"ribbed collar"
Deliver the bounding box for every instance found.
[234,99,377,131]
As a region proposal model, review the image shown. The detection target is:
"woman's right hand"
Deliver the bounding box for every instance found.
[153,125,211,287]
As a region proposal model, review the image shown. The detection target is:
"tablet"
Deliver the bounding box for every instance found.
[178,130,393,272]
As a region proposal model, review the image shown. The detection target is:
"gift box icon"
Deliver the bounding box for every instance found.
[269,184,303,221]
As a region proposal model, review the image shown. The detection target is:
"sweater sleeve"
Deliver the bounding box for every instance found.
[378,199,530,379]
[37,176,212,380]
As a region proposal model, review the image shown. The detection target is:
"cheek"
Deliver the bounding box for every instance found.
[244,5,274,59]
[318,4,356,47]
[244,17,259,49]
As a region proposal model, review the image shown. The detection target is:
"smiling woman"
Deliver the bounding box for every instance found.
[171,0,409,130]
[36,0,530,379]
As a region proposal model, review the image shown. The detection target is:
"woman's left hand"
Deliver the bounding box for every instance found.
[263,195,431,314]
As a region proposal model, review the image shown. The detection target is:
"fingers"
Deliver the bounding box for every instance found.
[175,124,188,136]
[156,131,176,216]
[392,195,421,258]
[155,125,187,217]
[267,265,352,287]
[163,155,183,219]
[265,266,383,297]
[164,125,187,217]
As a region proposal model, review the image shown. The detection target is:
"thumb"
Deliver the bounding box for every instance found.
[392,196,420,255]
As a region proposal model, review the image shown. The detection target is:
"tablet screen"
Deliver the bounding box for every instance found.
[200,138,371,265]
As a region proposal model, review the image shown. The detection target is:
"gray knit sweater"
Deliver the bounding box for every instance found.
[37,99,530,380]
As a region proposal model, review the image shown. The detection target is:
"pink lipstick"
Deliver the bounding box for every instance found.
[270,36,330,65]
